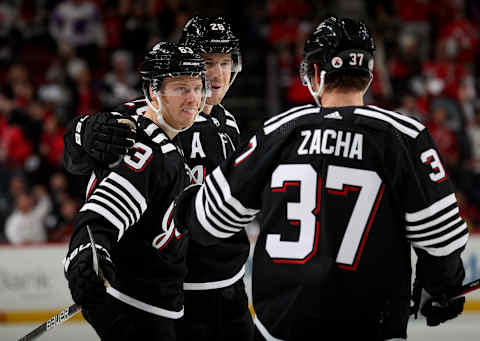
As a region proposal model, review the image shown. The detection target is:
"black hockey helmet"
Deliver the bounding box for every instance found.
[140,41,207,91]
[180,16,242,83]
[139,42,209,132]
[299,16,375,88]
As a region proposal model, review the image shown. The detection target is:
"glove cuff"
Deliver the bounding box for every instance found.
[174,183,202,233]
[74,115,91,147]
[64,242,112,274]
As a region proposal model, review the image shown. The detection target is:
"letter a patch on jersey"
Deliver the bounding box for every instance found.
[190,132,206,158]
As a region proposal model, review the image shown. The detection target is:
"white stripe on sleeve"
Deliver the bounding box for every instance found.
[109,172,147,212]
[405,193,457,223]
[80,203,125,239]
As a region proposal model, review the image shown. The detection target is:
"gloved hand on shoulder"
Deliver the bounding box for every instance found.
[81,112,137,166]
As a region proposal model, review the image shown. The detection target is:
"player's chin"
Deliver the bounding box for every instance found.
[207,92,225,105]
[178,111,198,127]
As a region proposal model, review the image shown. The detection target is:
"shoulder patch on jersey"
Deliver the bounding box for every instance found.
[264,105,320,135]
[354,107,424,139]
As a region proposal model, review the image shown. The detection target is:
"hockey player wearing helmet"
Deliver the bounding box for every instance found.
[63,42,207,341]
[173,16,468,340]
[175,15,254,341]
[62,15,252,341]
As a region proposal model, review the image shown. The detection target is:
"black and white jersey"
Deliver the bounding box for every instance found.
[183,104,469,339]
[63,99,250,290]
[177,104,250,289]
[68,110,189,319]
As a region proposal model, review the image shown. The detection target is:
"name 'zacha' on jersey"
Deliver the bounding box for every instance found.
[297,128,363,159]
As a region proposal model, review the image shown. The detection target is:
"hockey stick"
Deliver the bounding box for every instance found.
[410,278,480,317]
[450,278,480,298]
[17,226,100,341]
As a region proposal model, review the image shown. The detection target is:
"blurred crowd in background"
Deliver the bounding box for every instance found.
[1,0,480,244]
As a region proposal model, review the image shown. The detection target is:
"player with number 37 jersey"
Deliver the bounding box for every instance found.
[174,16,468,340]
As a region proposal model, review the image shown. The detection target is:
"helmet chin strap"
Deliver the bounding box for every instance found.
[362,72,374,96]
[307,70,326,108]
[144,92,183,134]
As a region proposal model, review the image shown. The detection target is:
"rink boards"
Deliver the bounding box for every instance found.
[0,234,479,324]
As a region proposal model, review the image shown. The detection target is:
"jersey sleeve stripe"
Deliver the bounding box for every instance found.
[203,199,243,233]
[406,216,463,238]
[102,181,141,220]
[426,225,469,248]
[354,108,420,138]
[204,186,252,229]
[195,188,236,238]
[406,207,459,231]
[80,203,125,239]
[211,168,260,216]
[161,144,177,154]
[85,172,96,199]
[109,172,147,212]
[205,178,256,223]
[88,195,131,228]
[94,188,136,225]
[264,108,319,135]
[264,104,313,126]
[367,105,425,131]
[405,193,457,222]
[413,226,468,256]
[412,222,467,246]
[407,220,465,245]
[226,119,240,133]
[145,123,158,136]
[152,133,168,144]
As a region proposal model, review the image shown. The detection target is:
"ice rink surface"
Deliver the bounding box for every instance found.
[1,314,479,341]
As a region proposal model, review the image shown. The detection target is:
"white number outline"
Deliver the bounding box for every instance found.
[124,142,153,172]
[420,148,446,183]
[349,52,364,66]
[267,164,384,270]
[178,46,194,54]
[210,23,225,31]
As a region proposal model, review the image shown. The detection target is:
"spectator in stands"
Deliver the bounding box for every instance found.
[4,185,51,244]
[100,49,140,109]
[40,115,65,169]
[67,58,101,117]
[426,102,460,171]
[467,108,480,205]
[49,0,105,68]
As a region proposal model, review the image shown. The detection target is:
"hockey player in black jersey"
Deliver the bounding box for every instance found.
[174,16,469,340]
[175,15,253,341]
[62,15,253,341]
[63,42,209,340]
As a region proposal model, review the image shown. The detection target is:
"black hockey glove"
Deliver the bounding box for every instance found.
[411,279,465,326]
[81,112,137,166]
[173,183,202,234]
[64,243,116,308]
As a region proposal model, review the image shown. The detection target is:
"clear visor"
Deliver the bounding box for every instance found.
[143,74,211,133]
[203,52,242,87]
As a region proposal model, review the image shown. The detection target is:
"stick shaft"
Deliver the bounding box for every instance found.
[17,304,81,341]
[451,278,480,298]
